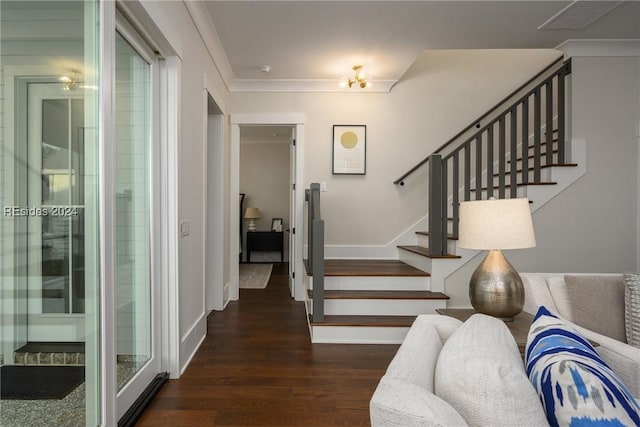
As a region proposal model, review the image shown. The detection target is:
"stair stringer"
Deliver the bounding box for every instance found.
[400,138,586,298]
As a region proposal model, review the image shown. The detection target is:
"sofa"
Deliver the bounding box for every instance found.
[370,273,640,427]
[521,273,640,398]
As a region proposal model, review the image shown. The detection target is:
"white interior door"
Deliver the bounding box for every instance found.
[26,83,86,342]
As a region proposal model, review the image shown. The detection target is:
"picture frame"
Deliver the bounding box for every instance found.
[271,218,283,232]
[332,125,366,175]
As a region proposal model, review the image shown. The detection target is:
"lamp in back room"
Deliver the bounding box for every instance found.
[458,198,536,321]
[244,207,261,232]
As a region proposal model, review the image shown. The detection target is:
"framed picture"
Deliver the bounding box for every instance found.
[271,218,283,232]
[332,125,366,175]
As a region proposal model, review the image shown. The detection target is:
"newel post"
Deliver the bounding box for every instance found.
[428,154,446,256]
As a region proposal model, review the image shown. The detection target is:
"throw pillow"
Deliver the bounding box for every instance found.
[563,274,626,342]
[547,276,572,320]
[623,272,640,348]
[435,314,548,427]
[521,275,559,315]
[384,316,444,392]
[370,376,469,427]
[525,306,640,427]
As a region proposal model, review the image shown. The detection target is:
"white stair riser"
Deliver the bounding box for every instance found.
[415,235,457,254]
[310,325,410,344]
[311,275,430,291]
[315,299,446,316]
[398,250,433,273]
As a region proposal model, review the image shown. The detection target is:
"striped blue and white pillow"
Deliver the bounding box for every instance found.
[525,306,640,427]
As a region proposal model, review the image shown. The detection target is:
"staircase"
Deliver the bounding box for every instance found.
[306,259,448,343]
[305,57,586,344]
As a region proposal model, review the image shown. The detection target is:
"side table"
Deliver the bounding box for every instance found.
[246,231,284,263]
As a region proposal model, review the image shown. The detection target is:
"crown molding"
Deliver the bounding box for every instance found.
[556,39,640,57]
[183,1,397,93]
[230,79,397,93]
[183,0,235,91]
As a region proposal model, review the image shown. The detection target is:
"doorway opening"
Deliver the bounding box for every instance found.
[230,114,304,302]
[205,95,225,311]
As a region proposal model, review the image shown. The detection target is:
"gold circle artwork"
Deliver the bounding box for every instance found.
[340,131,358,149]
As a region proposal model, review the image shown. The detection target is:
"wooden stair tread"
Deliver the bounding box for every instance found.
[307,289,448,300]
[397,245,461,259]
[469,181,557,192]
[304,259,430,277]
[415,231,458,240]
[309,314,418,327]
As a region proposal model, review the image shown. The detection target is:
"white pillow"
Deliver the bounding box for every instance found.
[370,376,468,427]
[548,276,573,320]
[434,314,549,427]
[522,275,558,314]
[385,316,444,392]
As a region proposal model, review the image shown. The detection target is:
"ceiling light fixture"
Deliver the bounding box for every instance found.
[347,65,369,89]
[58,69,98,91]
[59,69,80,91]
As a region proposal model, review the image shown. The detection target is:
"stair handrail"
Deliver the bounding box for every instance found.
[305,183,324,322]
[393,55,566,186]
[426,58,572,255]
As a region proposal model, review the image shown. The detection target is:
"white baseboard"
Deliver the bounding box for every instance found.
[180,311,207,375]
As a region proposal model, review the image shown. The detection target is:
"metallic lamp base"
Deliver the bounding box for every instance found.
[469,249,524,321]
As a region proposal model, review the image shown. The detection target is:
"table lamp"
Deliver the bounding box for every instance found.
[244,207,261,232]
[458,198,536,321]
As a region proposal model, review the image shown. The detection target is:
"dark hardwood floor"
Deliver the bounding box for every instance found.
[137,263,400,426]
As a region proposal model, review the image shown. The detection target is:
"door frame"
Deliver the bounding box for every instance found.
[230,113,305,301]
[26,83,86,341]
[204,90,226,311]
[1,65,56,363]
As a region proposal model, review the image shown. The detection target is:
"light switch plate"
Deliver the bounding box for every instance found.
[180,220,190,237]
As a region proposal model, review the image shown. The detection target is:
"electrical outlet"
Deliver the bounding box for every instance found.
[180,220,190,237]
[320,182,327,192]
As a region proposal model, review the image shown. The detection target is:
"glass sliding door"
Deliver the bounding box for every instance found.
[115,30,152,389]
[0,1,101,426]
[114,19,162,420]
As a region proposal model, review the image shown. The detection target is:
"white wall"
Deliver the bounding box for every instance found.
[227,48,639,308]
[445,52,640,307]
[229,50,562,247]
[240,139,291,261]
[140,1,230,373]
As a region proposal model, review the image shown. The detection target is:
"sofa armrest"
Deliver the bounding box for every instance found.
[370,376,468,427]
[573,324,640,399]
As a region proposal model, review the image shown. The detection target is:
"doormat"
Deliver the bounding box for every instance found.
[1,365,84,400]
[239,263,273,289]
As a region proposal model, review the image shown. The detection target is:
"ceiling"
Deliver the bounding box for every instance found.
[201,0,640,92]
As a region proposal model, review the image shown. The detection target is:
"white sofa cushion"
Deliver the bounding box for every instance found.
[526,306,640,426]
[370,376,468,427]
[564,274,626,342]
[384,315,445,392]
[434,314,548,427]
[623,272,640,348]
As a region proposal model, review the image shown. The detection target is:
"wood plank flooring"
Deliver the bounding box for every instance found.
[137,263,400,426]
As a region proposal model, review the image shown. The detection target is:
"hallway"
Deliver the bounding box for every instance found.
[137,263,399,426]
